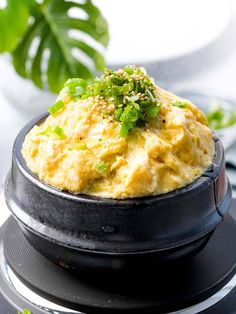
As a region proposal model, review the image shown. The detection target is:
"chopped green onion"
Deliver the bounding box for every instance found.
[206,106,236,130]
[64,78,88,100]
[146,103,162,118]
[62,66,162,137]
[48,100,64,116]
[65,78,88,86]
[114,107,123,120]
[52,126,66,140]
[146,88,156,103]
[172,101,188,108]
[96,160,107,172]
[37,125,65,140]
[38,126,53,136]
[123,65,135,75]
[120,105,139,123]
[17,310,31,314]
[120,121,133,138]
[124,94,140,103]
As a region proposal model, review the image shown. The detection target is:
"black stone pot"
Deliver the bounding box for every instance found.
[5,113,232,273]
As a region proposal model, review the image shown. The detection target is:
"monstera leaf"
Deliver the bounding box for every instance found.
[12,0,109,93]
[0,0,29,52]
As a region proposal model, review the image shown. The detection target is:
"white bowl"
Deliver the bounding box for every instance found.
[173,91,236,150]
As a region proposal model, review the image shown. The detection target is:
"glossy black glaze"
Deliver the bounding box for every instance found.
[5,113,232,271]
[3,212,236,313]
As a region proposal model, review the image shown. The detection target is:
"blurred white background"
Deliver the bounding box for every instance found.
[95,0,230,64]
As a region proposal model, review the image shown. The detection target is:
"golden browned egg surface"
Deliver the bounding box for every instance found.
[22,68,214,199]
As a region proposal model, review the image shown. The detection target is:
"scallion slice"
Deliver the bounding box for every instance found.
[52,126,65,140]
[61,66,164,137]
[146,103,162,118]
[96,160,107,172]
[38,126,52,136]
[172,101,188,108]
[120,121,133,138]
[48,100,64,116]
[64,78,88,100]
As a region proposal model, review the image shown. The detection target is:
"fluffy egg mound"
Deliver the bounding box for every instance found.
[22,67,214,199]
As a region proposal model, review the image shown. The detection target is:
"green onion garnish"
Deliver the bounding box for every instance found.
[38,126,52,136]
[146,103,162,118]
[62,66,162,137]
[114,107,124,121]
[206,106,236,130]
[123,65,136,75]
[119,121,133,138]
[17,310,32,314]
[52,126,65,140]
[120,105,139,123]
[172,101,188,108]
[38,125,65,140]
[48,100,64,116]
[64,78,88,100]
[96,161,107,172]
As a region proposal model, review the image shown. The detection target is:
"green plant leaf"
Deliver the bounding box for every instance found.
[12,0,109,93]
[0,0,29,52]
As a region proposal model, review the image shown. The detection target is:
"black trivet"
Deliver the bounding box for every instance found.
[3,210,236,314]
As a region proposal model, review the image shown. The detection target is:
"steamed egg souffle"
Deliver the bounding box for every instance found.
[22,66,214,199]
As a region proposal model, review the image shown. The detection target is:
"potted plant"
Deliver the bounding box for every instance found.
[0,0,109,116]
